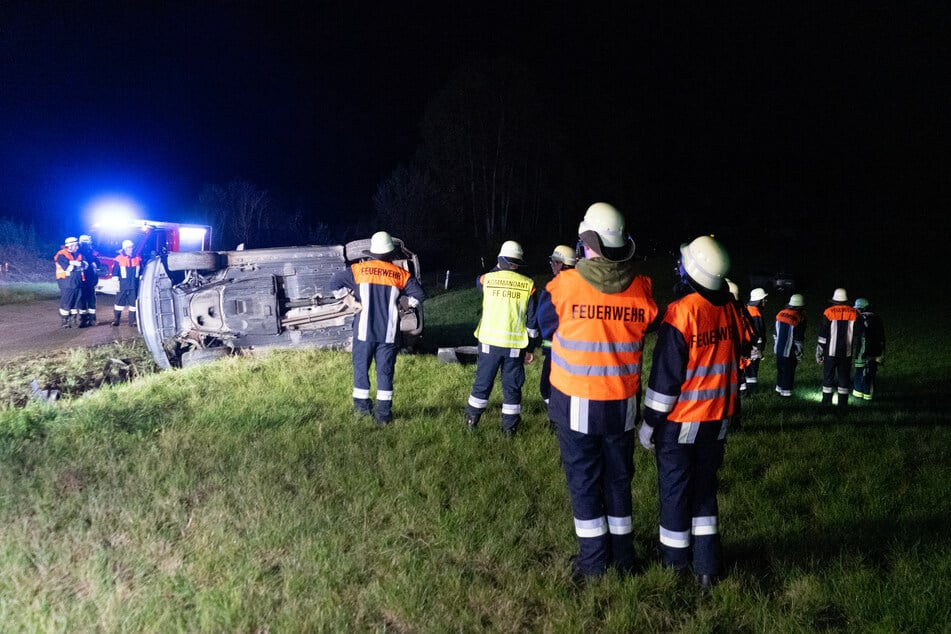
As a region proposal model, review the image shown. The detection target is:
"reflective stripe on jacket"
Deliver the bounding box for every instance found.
[774,308,805,358]
[474,270,535,349]
[54,249,82,280]
[351,260,413,343]
[645,292,744,423]
[114,254,142,292]
[548,269,657,401]
[818,304,857,358]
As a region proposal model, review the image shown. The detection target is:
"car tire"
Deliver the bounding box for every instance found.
[181,347,230,368]
[166,251,221,272]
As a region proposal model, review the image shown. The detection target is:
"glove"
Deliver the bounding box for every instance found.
[815,344,824,365]
[638,421,655,451]
[332,288,350,299]
[750,346,762,361]
[794,342,803,362]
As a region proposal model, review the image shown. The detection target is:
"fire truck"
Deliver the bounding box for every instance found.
[89,219,213,295]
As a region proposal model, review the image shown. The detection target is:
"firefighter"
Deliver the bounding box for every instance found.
[744,288,768,390]
[330,231,425,425]
[774,294,807,396]
[464,240,539,436]
[725,279,755,399]
[541,203,658,580]
[112,239,141,327]
[817,288,858,412]
[851,298,885,401]
[53,236,84,328]
[537,244,576,422]
[77,234,101,327]
[641,235,746,589]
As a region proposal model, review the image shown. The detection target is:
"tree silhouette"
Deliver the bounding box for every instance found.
[376,58,576,257]
[198,179,273,249]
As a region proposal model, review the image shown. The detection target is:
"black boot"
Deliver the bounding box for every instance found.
[836,393,849,415]
[112,310,121,327]
[821,392,834,407]
[78,314,90,328]
[69,314,80,328]
[129,315,137,328]
[61,315,71,329]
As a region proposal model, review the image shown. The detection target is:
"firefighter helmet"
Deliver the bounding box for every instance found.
[577,202,635,261]
[498,240,524,264]
[789,294,805,307]
[79,234,92,244]
[550,245,577,267]
[831,288,848,303]
[64,236,79,246]
[679,235,730,291]
[121,239,134,249]
[726,278,739,301]
[750,287,767,302]
[369,231,396,256]
[854,297,869,310]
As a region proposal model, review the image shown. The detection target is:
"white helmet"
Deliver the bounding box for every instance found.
[79,234,92,244]
[368,231,396,256]
[579,203,626,247]
[121,239,135,249]
[788,294,805,307]
[679,235,730,291]
[749,287,767,302]
[64,236,79,246]
[550,244,577,267]
[831,288,848,303]
[578,202,635,260]
[726,278,740,301]
[498,240,524,264]
[854,297,869,310]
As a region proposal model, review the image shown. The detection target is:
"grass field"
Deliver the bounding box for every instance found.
[0,262,949,632]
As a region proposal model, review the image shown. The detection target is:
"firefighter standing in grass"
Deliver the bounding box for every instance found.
[725,279,755,399]
[112,239,141,327]
[542,203,657,580]
[330,231,425,426]
[54,236,84,328]
[744,288,768,390]
[77,234,101,327]
[817,288,858,412]
[851,297,885,401]
[774,294,807,396]
[537,244,576,420]
[641,235,746,589]
[464,240,538,436]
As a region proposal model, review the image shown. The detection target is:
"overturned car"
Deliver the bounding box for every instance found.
[137,238,423,369]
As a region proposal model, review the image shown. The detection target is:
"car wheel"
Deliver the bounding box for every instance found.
[181,347,230,368]
[166,251,221,272]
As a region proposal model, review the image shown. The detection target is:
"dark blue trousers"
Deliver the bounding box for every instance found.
[352,339,397,419]
[556,423,636,575]
[465,347,525,433]
[539,350,552,404]
[58,279,81,316]
[655,436,725,576]
[776,355,798,391]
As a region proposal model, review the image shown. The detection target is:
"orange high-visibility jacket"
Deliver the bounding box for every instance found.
[818,304,858,358]
[646,293,745,423]
[548,269,657,401]
[54,248,82,280]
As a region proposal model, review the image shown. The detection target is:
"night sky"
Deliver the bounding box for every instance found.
[1,2,948,266]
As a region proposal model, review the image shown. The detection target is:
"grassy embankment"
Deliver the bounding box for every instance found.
[0,262,949,631]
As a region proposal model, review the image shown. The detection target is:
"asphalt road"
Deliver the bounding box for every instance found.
[0,298,141,362]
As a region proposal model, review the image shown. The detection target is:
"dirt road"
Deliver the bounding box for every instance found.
[0,299,142,363]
